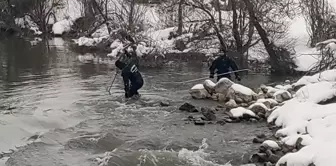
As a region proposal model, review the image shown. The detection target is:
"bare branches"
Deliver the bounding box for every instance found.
[300,0,336,47]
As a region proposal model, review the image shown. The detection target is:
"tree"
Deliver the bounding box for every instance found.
[184,0,228,51]
[242,0,298,74]
[177,0,184,35]
[300,0,336,47]
[24,0,63,33]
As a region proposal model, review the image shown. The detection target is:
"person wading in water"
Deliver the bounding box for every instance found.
[209,50,241,82]
[115,45,143,100]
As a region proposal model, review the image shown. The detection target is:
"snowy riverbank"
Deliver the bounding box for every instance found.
[187,69,336,166]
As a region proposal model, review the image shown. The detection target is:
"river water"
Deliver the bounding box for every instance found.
[0,37,283,166]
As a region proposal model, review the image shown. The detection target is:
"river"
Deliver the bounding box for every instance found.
[0,37,286,166]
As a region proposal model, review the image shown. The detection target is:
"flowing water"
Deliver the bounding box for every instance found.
[0,37,283,166]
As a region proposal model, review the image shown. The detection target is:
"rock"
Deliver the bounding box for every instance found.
[265,111,272,118]
[257,133,267,139]
[203,79,216,95]
[230,107,257,119]
[241,113,258,121]
[295,137,304,150]
[214,78,234,94]
[250,153,268,163]
[253,137,265,144]
[179,103,198,112]
[256,98,279,108]
[285,80,291,84]
[201,107,217,121]
[189,84,211,99]
[257,92,266,99]
[264,162,274,166]
[281,144,295,153]
[225,99,238,108]
[240,103,249,107]
[268,154,281,164]
[273,90,292,103]
[261,140,281,151]
[226,83,257,103]
[216,119,226,125]
[194,120,205,126]
[187,115,195,121]
[160,101,170,107]
[240,164,256,166]
[260,85,279,98]
[216,93,229,102]
[249,103,269,114]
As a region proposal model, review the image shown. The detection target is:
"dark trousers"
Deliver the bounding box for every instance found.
[128,80,143,97]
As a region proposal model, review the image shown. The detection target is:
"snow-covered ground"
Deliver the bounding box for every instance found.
[267,69,336,166]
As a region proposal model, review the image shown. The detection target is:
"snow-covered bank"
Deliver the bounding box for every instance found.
[265,69,336,166]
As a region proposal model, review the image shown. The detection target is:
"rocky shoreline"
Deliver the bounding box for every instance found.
[181,71,336,166]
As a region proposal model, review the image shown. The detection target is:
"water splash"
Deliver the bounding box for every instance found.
[178,138,231,166]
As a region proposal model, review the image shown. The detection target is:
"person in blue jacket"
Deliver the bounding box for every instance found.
[115,46,143,99]
[209,50,241,82]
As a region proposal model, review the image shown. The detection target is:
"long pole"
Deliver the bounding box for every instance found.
[107,72,118,95]
[163,69,250,84]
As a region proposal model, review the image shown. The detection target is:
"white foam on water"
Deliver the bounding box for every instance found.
[96,138,231,166]
[177,138,232,166]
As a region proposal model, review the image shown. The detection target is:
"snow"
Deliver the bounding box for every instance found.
[191,84,205,90]
[55,0,83,21]
[273,90,292,101]
[266,71,336,165]
[256,98,279,106]
[295,81,336,103]
[15,16,42,35]
[110,40,123,49]
[262,140,280,150]
[294,69,336,86]
[52,19,73,35]
[107,44,124,58]
[74,36,109,47]
[92,25,109,38]
[230,107,256,118]
[231,84,257,96]
[248,103,269,111]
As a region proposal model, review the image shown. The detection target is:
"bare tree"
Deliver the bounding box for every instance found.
[300,0,336,47]
[24,0,63,33]
[242,0,298,74]
[177,0,184,35]
[185,0,228,51]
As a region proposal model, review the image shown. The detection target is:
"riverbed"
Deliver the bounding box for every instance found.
[0,37,288,166]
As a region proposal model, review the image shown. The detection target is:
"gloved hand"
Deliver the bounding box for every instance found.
[209,74,214,79]
[235,76,241,81]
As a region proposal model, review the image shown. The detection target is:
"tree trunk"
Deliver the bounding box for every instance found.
[231,0,246,68]
[129,0,135,33]
[177,0,184,35]
[91,0,111,34]
[242,0,278,72]
[217,0,223,31]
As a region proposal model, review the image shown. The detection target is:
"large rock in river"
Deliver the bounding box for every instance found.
[202,78,257,103]
[227,84,257,103]
[203,79,216,94]
[189,84,211,99]
[273,90,292,103]
[214,78,234,94]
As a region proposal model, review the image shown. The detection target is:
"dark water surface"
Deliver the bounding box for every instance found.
[0,38,280,166]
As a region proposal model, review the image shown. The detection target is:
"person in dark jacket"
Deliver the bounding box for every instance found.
[115,48,143,99]
[209,51,241,82]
